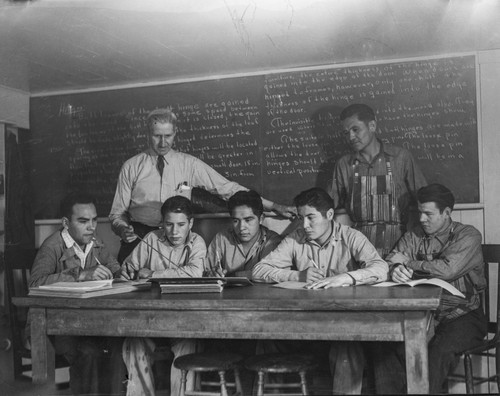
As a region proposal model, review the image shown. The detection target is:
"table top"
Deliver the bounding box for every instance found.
[14,283,441,312]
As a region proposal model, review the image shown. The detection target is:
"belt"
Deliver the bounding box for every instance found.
[130,221,161,238]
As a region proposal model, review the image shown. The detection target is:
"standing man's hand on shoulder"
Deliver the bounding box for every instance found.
[272,203,297,219]
[261,198,296,219]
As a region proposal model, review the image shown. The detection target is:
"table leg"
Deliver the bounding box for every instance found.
[30,308,55,384]
[403,311,429,394]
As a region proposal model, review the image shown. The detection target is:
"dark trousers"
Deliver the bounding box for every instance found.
[54,336,126,395]
[203,339,258,395]
[117,222,160,263]
[369,308,487,394]
[54,336,105,395]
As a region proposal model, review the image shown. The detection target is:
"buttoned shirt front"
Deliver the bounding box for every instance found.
[252,221,388,284]
[206,225,282,279]
[29,230,120,287]
[123,229,206,278]
[61,228,93,268]
[109,149,247,235]
[330,141,426,225]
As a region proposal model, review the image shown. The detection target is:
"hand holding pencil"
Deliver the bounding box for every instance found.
[204,251,226,278]
[298,258,324,283]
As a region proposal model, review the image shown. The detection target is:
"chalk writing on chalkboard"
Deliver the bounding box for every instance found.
[24,55,478,219]
[260,57,478,204]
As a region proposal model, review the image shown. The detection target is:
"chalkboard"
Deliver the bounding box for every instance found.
[24,55,479,219]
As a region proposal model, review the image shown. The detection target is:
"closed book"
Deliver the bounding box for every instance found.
[150,277,252,287]
[160,281,224,294]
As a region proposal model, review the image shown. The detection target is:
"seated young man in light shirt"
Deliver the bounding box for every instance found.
[369,184,487,394]
[205,189,282,279]
[29,192,121,395]
[119,195,206,396]
[252,187,388,395]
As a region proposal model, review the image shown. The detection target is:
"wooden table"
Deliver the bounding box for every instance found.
[14,283,440,394]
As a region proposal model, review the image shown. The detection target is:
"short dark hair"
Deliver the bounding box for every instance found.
[161,195,194,219]
[228,190,264,217]
[293,187,335,215]
[339,103,376,124]
[417,184,455,212]
[147,108,177,132]
[60,192,97,218]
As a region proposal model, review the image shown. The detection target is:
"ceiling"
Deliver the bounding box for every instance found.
[1,0,500,95]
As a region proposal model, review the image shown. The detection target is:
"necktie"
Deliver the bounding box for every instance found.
[157,155,165,177]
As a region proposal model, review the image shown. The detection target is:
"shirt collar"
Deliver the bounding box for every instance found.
[303,221,341,248]
[145,148,176,163]
[61,228,93,253]
[159,230,196,248]
[230,225,268,247]
[422,219,455,245]
[351,139,395,165]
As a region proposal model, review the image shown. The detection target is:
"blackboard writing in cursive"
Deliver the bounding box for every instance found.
[24,55,478,219]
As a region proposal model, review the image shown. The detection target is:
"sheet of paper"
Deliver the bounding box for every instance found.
[273,281,308,290]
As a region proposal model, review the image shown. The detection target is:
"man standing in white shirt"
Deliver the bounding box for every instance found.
[109,108,296,262]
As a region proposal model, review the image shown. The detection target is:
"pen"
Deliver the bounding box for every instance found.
[94,255,103,267]
[91,238,103,267]
[309,258,319,269]
[215,251,224,277]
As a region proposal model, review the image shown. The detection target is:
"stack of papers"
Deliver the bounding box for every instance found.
[29,279,150,298]
[150,277,232,294]
[159,281,225,294]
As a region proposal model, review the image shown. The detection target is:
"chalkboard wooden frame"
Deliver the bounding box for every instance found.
[25,53,480,219]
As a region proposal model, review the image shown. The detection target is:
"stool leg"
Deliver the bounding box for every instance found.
[233,368,243,396]
[299,370,308,396]
[257,371,265,396]
[218,370,229,396]
[464,354,474,394]
[180,370,188,396]
[195,371,201,391]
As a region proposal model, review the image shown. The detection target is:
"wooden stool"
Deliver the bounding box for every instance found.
[174,352,244,396]
[244,353,317,396]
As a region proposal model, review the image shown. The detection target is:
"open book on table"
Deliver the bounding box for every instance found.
[373,278,465,298]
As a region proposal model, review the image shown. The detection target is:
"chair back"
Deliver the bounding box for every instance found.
[4,246,37,378]
[482,244,500,337]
